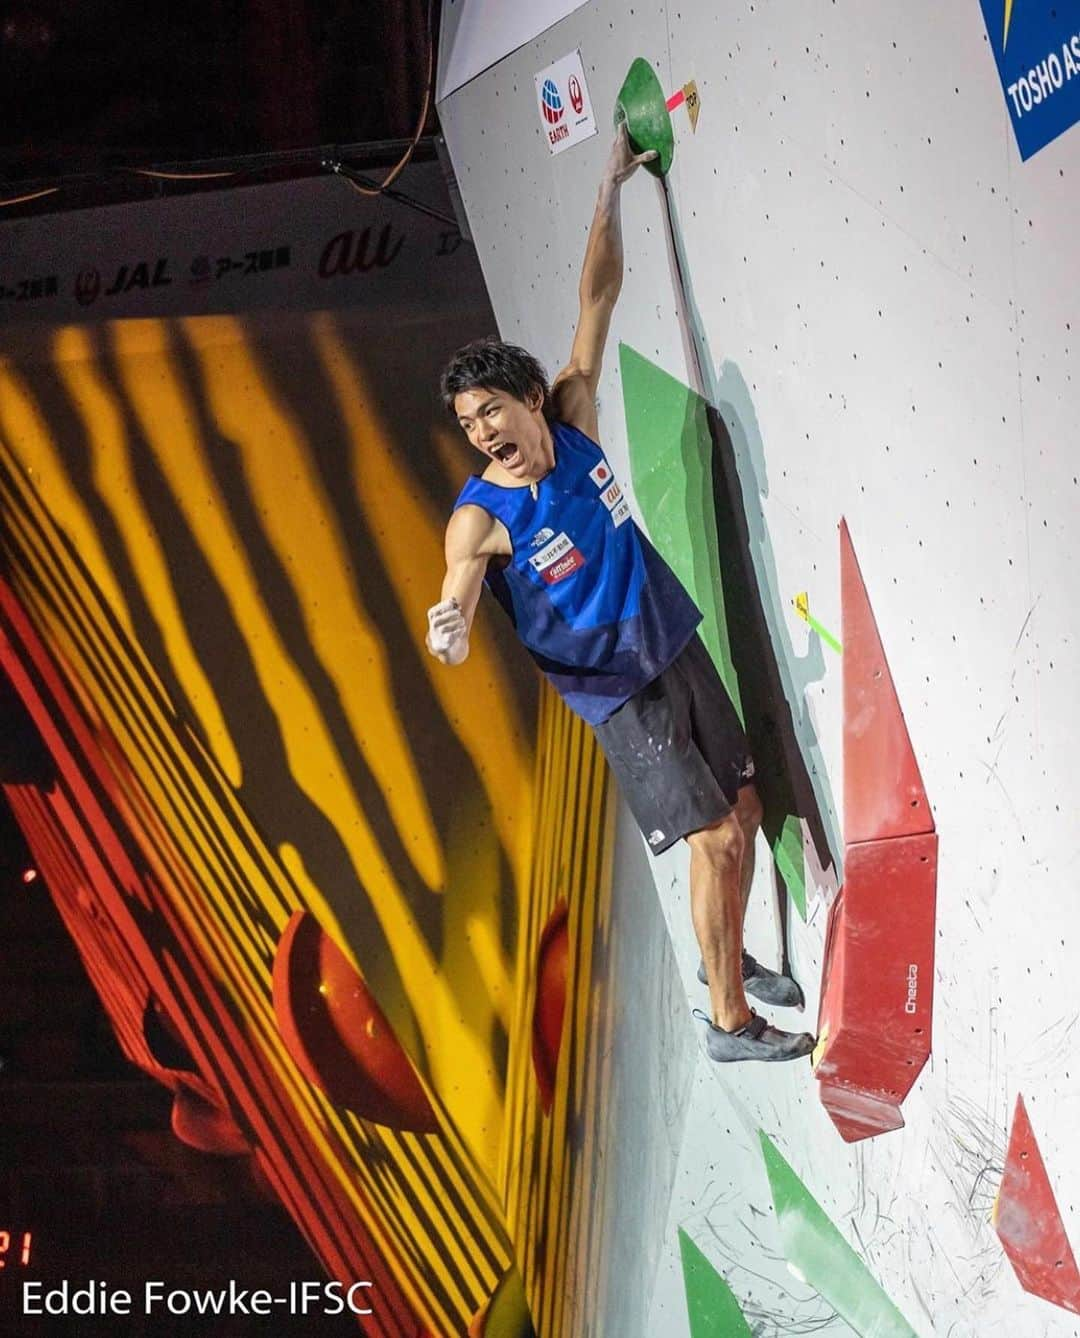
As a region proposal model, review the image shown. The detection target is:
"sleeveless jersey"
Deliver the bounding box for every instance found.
[452,420,702,724]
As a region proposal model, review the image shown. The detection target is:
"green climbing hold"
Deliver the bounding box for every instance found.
[614,57,674,177]
[619,342,742,716]
[678,1229,752,1337]
[758,1131,917,1337]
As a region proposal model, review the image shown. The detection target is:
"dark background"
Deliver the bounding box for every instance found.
[0,0,438,210]
[1,6,443,1330]
[0,791,362,1337]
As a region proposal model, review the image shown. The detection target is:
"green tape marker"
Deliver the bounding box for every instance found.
[794,592,841,655]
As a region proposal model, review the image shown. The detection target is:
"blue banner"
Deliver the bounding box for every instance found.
[977,1,1080,159]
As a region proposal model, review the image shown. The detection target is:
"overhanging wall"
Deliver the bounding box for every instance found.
[438,3,1080,1333]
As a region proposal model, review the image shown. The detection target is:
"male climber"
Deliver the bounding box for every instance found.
[425,127,813,1064]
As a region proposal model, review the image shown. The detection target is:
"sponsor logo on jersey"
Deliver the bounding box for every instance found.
[541,548,586,584]
[529,532,572,570]
[590,463,630,525]
[529,526,555,548]
[600,480,622,510]
[528,531,585,584]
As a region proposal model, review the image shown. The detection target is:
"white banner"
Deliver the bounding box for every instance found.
[0,167,480,328]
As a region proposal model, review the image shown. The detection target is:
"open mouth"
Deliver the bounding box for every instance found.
[491,442,521,466]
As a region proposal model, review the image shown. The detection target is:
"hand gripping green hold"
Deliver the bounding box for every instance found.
[614,57,674,177]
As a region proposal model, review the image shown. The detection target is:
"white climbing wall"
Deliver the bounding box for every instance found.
[438,2,1080,1333]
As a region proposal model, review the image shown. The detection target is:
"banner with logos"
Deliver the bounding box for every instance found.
[977,0,1080,159]
[0,166,478,327]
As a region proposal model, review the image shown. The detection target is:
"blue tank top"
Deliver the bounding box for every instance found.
[453,420,702,724]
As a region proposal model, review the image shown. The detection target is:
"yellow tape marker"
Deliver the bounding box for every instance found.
[683,80,700,132]
[810,1022,829,1070]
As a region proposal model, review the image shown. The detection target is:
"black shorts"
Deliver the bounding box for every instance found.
[593,634,755,855]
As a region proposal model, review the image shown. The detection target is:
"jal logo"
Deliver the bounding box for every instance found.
[75,269,101,306]
[540,78,564,125]
[102,258,174,296]
[318,225,404,278]
[568,74,584,115]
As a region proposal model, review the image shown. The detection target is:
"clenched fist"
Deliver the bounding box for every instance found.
[426,597,469,664]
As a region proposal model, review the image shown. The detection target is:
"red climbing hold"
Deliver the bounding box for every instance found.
[814,832,937,1142]
[994,1094,1080,1314]
[840,519,934,845]
[531,900,569,1115]
[272,909,437,1131]
[814,522,939,1142]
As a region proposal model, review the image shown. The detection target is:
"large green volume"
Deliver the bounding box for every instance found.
[758,1132,917,1337]
[678,1229,752,1337]
[619,342,742,718]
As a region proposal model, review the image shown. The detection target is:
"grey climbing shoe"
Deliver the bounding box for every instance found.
[693,1008,815,1064]
[697,951,804,1009]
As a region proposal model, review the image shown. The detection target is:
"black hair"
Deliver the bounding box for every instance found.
[439,338,553,420]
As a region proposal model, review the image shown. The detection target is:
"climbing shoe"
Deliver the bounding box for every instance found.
[692,1008,815,1064]
[697,951,804,1009]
